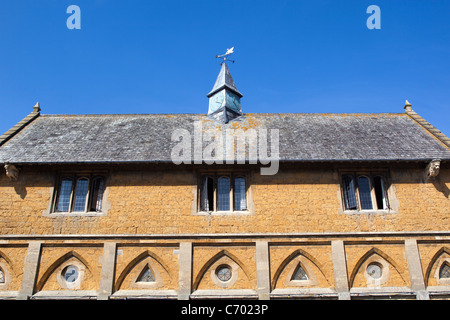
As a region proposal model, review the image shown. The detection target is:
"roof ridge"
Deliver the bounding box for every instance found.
[404,103,450,150]
[38,112,405,117]
[0,103,41,147]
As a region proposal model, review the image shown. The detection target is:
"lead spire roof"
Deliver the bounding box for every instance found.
[207,62,243,98]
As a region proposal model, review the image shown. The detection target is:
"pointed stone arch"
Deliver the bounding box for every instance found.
[193,249,250,290]
[114,250,171,291]
[424,247,450,286]
[271,249,329,289]
[0,250,15,289]
[349,247,406,288]
[0,250,15,275]
[0,251,15,273]
[36,250,91,291]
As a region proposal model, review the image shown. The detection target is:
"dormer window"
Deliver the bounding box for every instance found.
[53,174,106,213]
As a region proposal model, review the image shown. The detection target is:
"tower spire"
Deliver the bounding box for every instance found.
[207,62,242,98]
[207,48,243,124]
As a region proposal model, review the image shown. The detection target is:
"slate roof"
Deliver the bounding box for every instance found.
[0,112,449,164]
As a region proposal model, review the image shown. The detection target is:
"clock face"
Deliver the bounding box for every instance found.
[209,90,224,113]
[226,91,241,112]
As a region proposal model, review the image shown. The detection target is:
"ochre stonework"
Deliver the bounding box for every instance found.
[0,165,448,235]
[0,163,448,299]
[0,97,449,299]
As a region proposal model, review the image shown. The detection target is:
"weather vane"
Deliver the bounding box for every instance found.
[216,47,235,63]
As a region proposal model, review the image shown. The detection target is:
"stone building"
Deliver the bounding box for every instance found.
[0,62,449,300]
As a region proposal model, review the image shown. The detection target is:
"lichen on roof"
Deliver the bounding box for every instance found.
[0,113,449,164]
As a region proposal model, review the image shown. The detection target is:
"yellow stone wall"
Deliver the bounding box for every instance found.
[35,245,103,292]
[0,246,27,291]
[0,164,448,235]
[418,243,450,287]
[0,163,448,298]
[114,244,179,292]
[192,245,256,291]
[0,238,449,298]
[345,243,409,288]
[270,244,334,289]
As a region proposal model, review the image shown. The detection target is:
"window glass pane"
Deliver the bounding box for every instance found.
[138,266,155,282]
[73,178,89,212]
[56,179,73,212]
[0,268,4,283]
[216,265,232,282]
[373,176,386,210]
[63,265,79,283]
[358,176,373,210]
[367,263,383,279]
[217,177,230,211]
[234,177,247,210]
[90,177,105,212]
[200,176,214,211]
[440,262,450,279]
[291,264,308,281]
[342,175,357,210]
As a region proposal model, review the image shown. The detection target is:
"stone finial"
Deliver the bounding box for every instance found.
[404,100,412,112]
[33,102,41,113]
[4,163,19,181]
[424,159,440,181]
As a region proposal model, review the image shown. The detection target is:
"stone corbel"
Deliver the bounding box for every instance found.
[4,163,19,181]
[424,159,440,181]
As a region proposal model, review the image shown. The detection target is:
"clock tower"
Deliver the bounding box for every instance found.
[207,61,243,124]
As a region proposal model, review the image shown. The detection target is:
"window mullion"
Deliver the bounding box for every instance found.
[87,174,94,212]
[84,175,91,213]
[230,175,234,211]
[68,175,75,213]
[52,177,61,212]
[382,177,390,210]
[354,174,361,211]
[213,176,217,212]
[370,173,378,210]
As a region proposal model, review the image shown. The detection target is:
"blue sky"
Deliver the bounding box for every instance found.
[1,0,449,137]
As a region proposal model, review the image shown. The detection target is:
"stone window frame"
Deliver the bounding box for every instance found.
[434,257,450,285]
[130,259,163,289]
[362,256,390,287]
[284,255,318,287]
[338,169,398,214]
[44,171,110,217]
[56,260,86,290]
[0,261,10,290]
[209,257,239,289]
[194,170,254,216]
